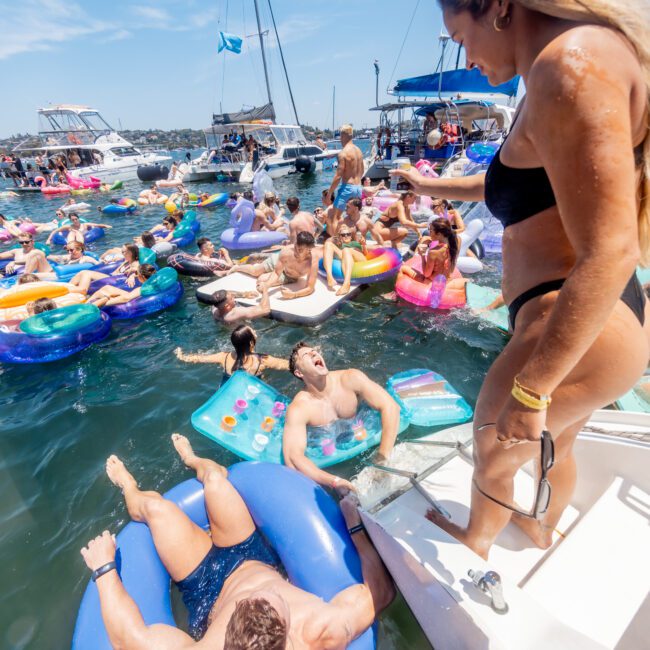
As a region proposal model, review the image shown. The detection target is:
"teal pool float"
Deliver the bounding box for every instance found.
[465,283,509,333]
[191,368,472,467]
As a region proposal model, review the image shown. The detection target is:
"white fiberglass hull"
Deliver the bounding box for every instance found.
[72,153,172,183]
[356,410,650,650]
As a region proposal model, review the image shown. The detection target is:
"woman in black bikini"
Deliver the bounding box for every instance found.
[175,325,289,386]
[392,0,650,559]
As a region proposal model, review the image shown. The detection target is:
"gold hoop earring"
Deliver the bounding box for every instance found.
[493,14,511,31]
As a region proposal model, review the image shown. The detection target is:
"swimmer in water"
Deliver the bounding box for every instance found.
[282,342,401,492]
[175,324,288,385]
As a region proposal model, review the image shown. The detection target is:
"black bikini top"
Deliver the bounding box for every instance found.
[484,146,556,229]
[485,136,645,230]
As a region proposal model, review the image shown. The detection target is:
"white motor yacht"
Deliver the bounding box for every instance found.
[13,105,172,183]
[355,409,650,650]
[201,122,337,183]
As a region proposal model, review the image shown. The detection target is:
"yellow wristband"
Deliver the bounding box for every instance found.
[511,383,551,410]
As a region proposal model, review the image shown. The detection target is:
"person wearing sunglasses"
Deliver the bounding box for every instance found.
[69,244,141,293]
[46,213,112,246]
[0,234,53,276]
[321,223,368,296]
[48,241,97,267]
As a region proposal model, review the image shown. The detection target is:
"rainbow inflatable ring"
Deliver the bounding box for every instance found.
[318,247,402,285]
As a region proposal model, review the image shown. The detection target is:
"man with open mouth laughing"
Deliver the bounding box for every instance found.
[282,342,401,492]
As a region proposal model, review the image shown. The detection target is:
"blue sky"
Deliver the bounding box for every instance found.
[0,0,455,138]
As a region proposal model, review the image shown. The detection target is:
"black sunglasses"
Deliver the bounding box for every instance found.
[474,429,554,520]
[339,232,353,238]
[19,240,32,245]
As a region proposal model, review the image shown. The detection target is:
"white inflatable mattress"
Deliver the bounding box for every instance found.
[196,272,363,325]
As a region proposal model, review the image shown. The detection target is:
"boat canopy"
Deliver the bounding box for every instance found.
[212,102,276,126]
[415,99,515,130]
[393,68,519,98]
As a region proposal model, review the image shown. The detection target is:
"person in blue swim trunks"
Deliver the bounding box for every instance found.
[326,124,365,222]
[81,434,394,649]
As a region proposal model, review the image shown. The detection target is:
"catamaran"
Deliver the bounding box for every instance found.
[13,105,172,183]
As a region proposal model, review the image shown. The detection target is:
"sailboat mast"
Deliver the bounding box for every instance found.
[267,0,300,125]
[332,86,335,132]
[253,0,273,107]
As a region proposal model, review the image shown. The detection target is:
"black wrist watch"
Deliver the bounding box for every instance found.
[91,561,117,582]
[348,523,365,536]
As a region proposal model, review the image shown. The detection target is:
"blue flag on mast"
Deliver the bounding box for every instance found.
[218,31,243,54]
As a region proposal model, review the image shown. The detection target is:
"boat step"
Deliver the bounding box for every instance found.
[523,476,650,649]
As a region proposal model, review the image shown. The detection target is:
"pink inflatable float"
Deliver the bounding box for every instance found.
[66,174,101,190]
[395,255,466,310]
[371,191,432,213]
[414,159,439,178]
[0,221,37,243]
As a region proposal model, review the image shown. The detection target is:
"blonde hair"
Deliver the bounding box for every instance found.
[439,0,650,263]
[340,124,354,137]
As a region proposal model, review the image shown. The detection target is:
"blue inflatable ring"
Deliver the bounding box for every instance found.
[72,463,375,650]
[102,281,183,320]
[0,309,111,364]
[466,141,499,165]
[52,227,105,247]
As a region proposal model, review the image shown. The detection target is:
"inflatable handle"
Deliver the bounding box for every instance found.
[229,199,256,234]
[141,267,179,296]
[428,274,447,308]
[139,247,157,265]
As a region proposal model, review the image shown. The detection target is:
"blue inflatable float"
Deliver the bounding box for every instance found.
[0,303,111,364]
[52,226,105,247]
[97,268,184,320]
[72,463,375,650]
[220,199,287,250]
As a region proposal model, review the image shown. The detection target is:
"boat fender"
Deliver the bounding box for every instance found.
[295,155,316,174]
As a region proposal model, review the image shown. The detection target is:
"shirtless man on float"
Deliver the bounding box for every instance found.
[326,124,365,222]
[283,342,401,492]
[80,434,394,649]
[285,196,319,243]
[0,233,53,276]
[231,232,319,301]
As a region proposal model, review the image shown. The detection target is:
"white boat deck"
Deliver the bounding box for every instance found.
[358,413,650,650]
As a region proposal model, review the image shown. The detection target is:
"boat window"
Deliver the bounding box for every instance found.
[271,127,289,145]
[283,148,297,159]
[39,111,88,133]
[79,111,114,132]
[304,147,322,156]
[110,147,139,157]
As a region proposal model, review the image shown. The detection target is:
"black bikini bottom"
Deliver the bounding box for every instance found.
[508,274,646,331]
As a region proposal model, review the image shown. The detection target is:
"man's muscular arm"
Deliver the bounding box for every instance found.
[81,532,195,649]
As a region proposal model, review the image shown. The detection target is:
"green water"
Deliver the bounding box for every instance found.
[0,164,504,649]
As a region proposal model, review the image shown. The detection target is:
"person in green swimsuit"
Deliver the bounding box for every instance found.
[322,223,368,296]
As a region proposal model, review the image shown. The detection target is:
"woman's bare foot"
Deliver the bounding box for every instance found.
[171,433,227,481]
[106,455,137,492]
[511,513,554,549]
[336,283,351,296]
[425,508,489,560]
[326,276,336,291]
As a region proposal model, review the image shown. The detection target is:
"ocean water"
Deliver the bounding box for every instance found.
[0,156,503,649]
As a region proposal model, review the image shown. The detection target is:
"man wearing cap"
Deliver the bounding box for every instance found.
[326,125,364,222]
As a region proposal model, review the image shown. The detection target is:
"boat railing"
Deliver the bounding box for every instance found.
[367,437,473,516]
